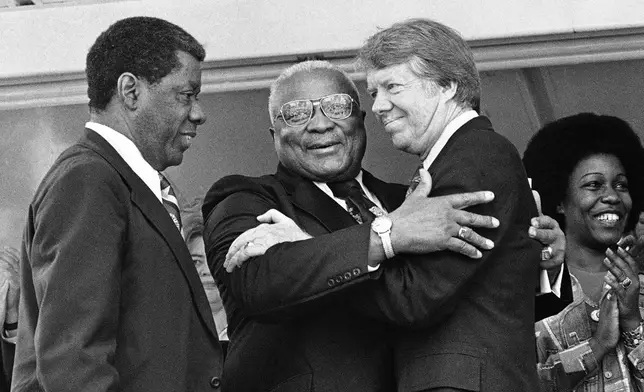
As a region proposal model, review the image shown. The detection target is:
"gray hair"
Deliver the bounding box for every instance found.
[358,18,480,110]
[268,60,360,125]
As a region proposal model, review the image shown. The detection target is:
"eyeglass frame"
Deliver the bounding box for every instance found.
[272,93,360,127]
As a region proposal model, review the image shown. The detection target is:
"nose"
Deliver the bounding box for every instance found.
[306,105,334,133]
[371,93,392,116]
[189,101,207,125]
[601,186,620,204]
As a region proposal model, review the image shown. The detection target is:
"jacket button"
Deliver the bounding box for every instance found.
[327,278,335,287]
[210,376,221,388]
[335,276,343,284]
[637,362,644,371]
[590,309,600,322]
[344,272,352,280]
[604,371,612,379]
[352,268,361,276]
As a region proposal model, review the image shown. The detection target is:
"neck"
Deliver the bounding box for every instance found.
[565,240,608,273]
[418,104,471,161]
[89,109,134,141]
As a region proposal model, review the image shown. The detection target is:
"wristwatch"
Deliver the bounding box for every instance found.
[371,215,395,259]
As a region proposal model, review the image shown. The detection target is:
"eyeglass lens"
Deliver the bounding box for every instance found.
[281,94,353,126]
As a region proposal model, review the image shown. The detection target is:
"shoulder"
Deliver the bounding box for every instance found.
[203,174,282,219]
[37,144,126,202]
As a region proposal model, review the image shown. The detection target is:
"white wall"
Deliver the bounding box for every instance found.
[1,0,644,78]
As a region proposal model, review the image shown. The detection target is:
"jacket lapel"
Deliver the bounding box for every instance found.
[274,164,358,233]
[79,129,219,338]
[361,170,407,213]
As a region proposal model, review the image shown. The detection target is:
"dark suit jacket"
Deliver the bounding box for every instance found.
[203,116,542,391]
[203,166,402,392]
[368,116,540,391]
[12,129,223,392]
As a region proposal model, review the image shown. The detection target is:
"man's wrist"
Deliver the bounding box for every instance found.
[371,216,395,259]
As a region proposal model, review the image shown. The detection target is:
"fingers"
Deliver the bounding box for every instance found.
[454,210,499,229]
[604,247,637,283]
[225,228,257,264]
[409,169,432,197]
[528,226,557,245]
[224,243,268,273]
[445,237,482,259]
[256,209,291,224]
[446,191,495,211]
[456,226,494,250]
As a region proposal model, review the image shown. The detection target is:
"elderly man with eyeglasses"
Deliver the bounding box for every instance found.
[202,60,563,391]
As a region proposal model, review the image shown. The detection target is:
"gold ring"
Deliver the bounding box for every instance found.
[458,227,467,239]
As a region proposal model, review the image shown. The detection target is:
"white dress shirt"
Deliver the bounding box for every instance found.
[86,122,163,203]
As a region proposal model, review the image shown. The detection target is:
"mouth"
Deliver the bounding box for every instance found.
[307,141,340,152]
[593,211,624,226]
[381,117,402,127]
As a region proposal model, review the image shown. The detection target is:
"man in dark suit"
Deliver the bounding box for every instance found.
[202,61,504,391]
[12,17,223,392]
[358,18,542,391]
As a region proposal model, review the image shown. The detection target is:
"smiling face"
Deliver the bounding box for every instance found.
[561,153,632,250]
[132,51,206,171]
[271,68,366,182]
[366,62,457,159]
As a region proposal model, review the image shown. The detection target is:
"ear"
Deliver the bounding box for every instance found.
[117,72,140,110]
[442,81,458,101]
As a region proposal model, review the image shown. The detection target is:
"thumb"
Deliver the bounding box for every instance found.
[257,208,289,224]
[411,169,432,197]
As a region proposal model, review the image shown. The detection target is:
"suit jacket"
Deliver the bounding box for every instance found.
[12,129,223,392]
[203,165,403,392]
[203,116,541,391]
[369,116,541,391]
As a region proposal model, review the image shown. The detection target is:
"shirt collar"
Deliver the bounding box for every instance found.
[422,110,478,170]
[313,170,384,210]
[85,121,162,202]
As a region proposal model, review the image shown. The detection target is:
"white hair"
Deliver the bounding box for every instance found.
[267,60,360,125]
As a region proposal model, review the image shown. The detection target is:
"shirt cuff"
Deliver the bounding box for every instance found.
[539,263,564,297]
[367,263,380,272]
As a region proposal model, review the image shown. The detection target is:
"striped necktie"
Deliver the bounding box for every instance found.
[159,174,182,232]
[328,179,383,225]
[406,164,424,198]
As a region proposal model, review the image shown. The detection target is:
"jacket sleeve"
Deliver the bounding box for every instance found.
[20,160,125,391]
[203,178,375,320]
[350,131,541,328]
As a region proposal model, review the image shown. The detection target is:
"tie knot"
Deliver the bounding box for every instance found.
[328,179,362,199]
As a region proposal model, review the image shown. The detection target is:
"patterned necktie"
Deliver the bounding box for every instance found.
[406,164,424,198]
[328,179,383,225]
[159,173,182,232]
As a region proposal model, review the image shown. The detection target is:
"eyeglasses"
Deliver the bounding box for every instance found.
[274,93,358,127]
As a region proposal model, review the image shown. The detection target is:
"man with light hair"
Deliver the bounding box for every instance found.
[358,18,542,391]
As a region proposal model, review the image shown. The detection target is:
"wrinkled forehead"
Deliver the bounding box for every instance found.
[277,69,358,106]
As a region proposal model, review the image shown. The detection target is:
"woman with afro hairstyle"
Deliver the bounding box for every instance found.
[525,113,644,391]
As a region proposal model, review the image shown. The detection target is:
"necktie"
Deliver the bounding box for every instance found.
[328,179,383,225]
[159,173,182,232]
[406,164,424,198]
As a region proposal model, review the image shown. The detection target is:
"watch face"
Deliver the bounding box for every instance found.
[372,216,392,233]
